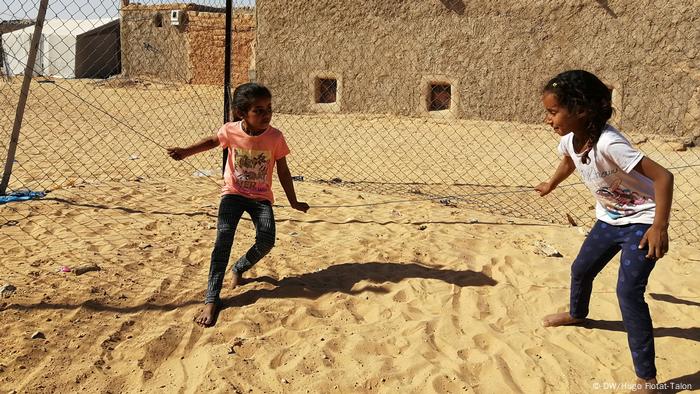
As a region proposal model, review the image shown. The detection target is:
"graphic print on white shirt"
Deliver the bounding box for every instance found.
[558,125,656,225]
[593,178,654,220]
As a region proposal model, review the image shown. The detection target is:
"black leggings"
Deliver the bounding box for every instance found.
[205,194,275,304]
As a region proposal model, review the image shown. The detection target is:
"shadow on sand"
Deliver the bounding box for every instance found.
[3,261,496,319]
[219,261,496,310]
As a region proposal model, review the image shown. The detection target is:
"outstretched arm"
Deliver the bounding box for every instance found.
[167,134,219,160]
[276,157,309,212]
[535,155,576,196]
[634,156,674,259]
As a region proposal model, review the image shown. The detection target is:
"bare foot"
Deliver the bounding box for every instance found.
[631,377,658,394]
[542,312,585,327]
[231,271,243,289]
[194,303,217,327]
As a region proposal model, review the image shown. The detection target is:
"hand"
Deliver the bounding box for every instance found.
[639,224,669,259]
[291,201,310,213]
[167,147,188,160]
[535,181,555,197]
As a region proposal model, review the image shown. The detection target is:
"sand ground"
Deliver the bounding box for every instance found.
[1,179,699,393]
[0,79,698,393]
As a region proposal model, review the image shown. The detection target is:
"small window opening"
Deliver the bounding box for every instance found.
[153,13,164,28]
[316,78,337,104]
[429,83,451,111]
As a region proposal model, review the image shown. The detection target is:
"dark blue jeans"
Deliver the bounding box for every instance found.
[205,194,276,304]
[569,220,657,379]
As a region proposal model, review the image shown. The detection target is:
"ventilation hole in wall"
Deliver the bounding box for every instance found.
[315,78,337,104]
[429,83,451,111]
[153,13,163,28]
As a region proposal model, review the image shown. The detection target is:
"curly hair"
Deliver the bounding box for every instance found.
[543,70,613,164]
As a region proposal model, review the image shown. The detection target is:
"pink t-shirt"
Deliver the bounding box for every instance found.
[217,121,290,203]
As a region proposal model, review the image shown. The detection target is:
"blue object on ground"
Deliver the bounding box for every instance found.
[0,190,46,205]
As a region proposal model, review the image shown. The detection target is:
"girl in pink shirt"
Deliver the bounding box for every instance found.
[168,83,309,327]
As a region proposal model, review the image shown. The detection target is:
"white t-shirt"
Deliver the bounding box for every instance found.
[558,125,656,225]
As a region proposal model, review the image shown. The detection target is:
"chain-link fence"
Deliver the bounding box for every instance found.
[1,0,699,262]
[254,0,700,244]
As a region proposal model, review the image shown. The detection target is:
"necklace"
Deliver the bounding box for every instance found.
[572,134,591,153]
[242,121,263,136]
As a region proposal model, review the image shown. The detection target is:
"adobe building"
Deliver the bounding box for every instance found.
[255,0,699,138]
[119,2,255,86]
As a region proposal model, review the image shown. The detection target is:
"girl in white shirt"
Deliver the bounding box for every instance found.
[535,70,674,392]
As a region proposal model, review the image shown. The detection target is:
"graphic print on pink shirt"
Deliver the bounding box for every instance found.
[233,148,271,193]
[217,121,290,202]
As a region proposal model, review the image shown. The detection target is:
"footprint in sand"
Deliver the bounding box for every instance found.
[392,289,407,302]
[136,326,186,380]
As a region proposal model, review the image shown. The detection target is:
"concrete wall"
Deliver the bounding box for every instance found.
[256,0,699,138]
[120,4,191,82]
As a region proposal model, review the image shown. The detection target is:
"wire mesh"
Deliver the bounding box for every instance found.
[0,3,698,392]
[1,0,699,267]
[253,0,700,243]
[0,0,244,282]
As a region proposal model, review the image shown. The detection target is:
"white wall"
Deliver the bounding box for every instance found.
[1,19,115,78]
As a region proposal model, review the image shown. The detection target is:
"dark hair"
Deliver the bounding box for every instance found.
[542,70,613,164]
[230,82,272,121]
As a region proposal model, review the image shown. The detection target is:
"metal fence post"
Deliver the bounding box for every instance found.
[222,0,233,175]
[0,0,49,195]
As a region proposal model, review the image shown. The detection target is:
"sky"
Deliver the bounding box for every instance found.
[1,0,255,21]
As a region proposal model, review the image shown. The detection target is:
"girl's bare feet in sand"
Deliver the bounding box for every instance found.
[231,271,242,289]
[542,312,585,327]
[194,303,217,327]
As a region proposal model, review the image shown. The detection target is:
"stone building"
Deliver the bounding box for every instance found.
[255,0,699,138]
[120,2,255,86]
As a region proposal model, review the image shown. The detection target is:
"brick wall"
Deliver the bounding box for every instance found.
[188,11,255,86]
[120,4,255,86]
